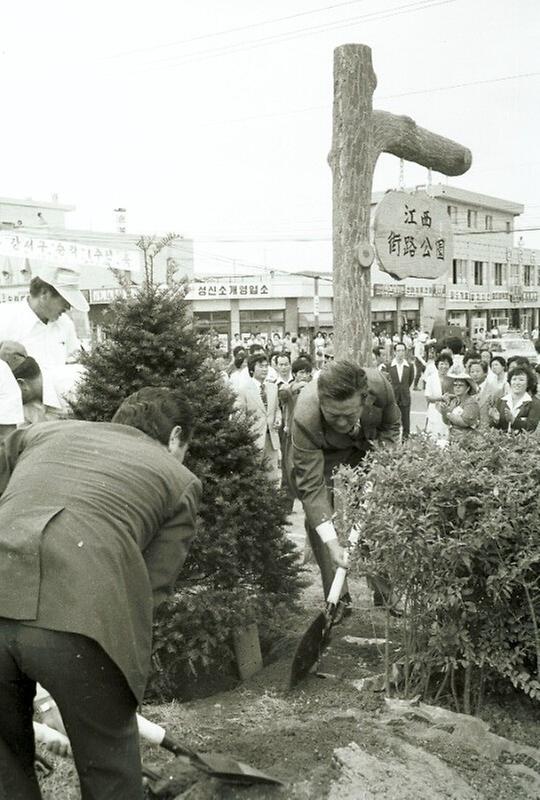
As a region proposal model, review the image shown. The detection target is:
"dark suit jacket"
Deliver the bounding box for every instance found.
[288,368,400,529]
[388,362,414,406]
[0,420,202,701]
[490,394,540,433]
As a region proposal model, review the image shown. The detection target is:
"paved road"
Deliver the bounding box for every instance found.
[410,385,428,434]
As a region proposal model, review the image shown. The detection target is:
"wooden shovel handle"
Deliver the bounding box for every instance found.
[326,566,348,606]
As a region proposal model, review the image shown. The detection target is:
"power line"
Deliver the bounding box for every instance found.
[125,0,454,73]
[455,226,540,236]
[191,69,540,130]
[381,69,540,100]
[106,0,371,60]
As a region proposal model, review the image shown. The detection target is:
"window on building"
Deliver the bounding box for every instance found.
[537,267,540,286]
[524,265,532,286]
[506,220,512,234]
[192,310,231,336]
[510,263,520,284]
[485,215,493,230]
[467,209,478,228]
[451,259,467,284]
[474,261,484,285]
[447,205,458,223]
[239,309,284,338]
[494,263,504,286]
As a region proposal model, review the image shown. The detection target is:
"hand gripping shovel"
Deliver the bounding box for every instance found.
[137,715,283,786]
[289,528,359,688]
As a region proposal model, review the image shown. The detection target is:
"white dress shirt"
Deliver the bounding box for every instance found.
[0,359,24,425]
[0,299,80,369]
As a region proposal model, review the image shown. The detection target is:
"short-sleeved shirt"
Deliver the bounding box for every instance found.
[0,359,24,425]
[0,299,80,369]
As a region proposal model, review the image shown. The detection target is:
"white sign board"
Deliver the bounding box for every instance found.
[373,190,453,280]
[0,233,141,273]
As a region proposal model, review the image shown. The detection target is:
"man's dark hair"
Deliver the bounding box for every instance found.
[468,360,488,374]
[507,355,531,370]
[112,387,194,446]
[291,356,312,376]
[29,277,61,298]
[318,360,367,401]
[12,355,42,381]
[232,345,246,358]
[444,336,465,355]
[248,344,265,355]
[393,341,406,351]
[247,353,268,376]
[276,352,291,364]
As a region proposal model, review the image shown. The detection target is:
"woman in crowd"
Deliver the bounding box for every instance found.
[438,372,480,444]
[490,355,509,394]
[424,353,453,442]
[488,363,540,433]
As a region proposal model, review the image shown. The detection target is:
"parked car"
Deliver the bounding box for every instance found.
[487,336,538,365]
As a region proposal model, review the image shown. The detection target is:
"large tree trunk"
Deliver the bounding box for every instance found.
[330,44,472,367]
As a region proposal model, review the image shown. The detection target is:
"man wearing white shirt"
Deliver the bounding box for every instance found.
[388,342,414,438]
[0,359,24,439]
[0,264,89,408]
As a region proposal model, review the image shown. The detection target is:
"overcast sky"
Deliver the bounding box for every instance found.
[2,0,539,275]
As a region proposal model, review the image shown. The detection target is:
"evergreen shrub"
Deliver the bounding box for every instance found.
[71,283,302,699]
[338,429,540,712]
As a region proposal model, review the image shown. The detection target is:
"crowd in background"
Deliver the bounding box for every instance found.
[210,323,540,473]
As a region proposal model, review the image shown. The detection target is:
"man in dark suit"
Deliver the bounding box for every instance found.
[388,342,414,438]
[288,361,401,612]
[0,387,202,800]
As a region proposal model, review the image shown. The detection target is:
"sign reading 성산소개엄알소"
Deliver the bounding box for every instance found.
[373,190,453,281]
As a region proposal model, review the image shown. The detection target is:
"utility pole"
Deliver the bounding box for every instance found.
[329,44,472,365]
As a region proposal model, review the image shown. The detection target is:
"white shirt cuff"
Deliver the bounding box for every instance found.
[315,520,338,543]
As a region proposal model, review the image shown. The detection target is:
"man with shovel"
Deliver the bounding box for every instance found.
[0,386,201,800]
[288,360,401,615]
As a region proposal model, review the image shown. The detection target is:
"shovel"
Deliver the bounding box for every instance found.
[34,712,282,787]
[137,715,283,786]
[290,528,359,689]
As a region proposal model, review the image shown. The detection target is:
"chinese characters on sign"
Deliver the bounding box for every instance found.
[373,190,453,280]
[0,233,141,273]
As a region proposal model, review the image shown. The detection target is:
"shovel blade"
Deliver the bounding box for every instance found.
[289,611,329,688]
[196,752,283,785]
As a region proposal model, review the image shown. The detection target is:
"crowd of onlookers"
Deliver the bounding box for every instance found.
[372,328,540,445]
[209,325,540,458]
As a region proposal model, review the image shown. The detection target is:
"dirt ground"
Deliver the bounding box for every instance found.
[39,557,540,800]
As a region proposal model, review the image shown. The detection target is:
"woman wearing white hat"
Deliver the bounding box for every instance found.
[437,372,480,445]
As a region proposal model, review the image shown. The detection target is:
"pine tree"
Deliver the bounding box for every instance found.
[72,281,302,697]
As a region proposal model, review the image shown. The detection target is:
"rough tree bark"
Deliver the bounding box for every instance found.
[329,44,472,365]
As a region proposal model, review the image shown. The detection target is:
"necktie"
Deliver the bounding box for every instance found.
[260,382,268,409]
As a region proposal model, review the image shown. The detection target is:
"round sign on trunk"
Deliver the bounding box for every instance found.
[373,190,453,280]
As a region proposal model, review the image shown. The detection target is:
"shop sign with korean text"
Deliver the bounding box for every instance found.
[373,190,453,280]
[186,279,271,299]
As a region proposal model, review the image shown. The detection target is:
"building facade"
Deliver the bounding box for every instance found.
[0,196,194,341]
[191,185,540,344]
[1,187,538,346]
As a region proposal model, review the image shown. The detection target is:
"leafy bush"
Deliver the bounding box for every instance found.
[338,430,540,712]
[71,282,303,698]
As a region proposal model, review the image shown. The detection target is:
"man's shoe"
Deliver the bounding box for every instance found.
[332,593,353,625]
